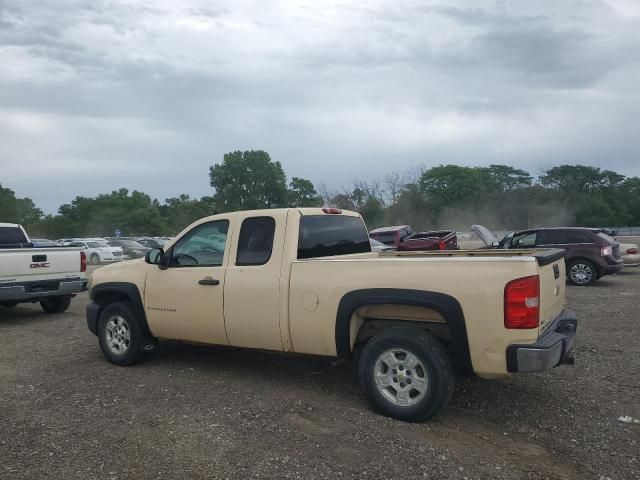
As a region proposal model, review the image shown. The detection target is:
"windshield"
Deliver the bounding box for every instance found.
[87,241,110,248]
[499,231,515,248]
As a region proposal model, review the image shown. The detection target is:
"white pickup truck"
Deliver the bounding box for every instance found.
[0,223,87,313]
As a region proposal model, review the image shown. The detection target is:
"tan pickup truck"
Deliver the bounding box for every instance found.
[86,208,577,421]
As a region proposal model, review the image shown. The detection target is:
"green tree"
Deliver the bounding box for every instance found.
[160,194,217,232]
[209,150,288,212]
[539,165,621,194]
[287,177,322,207]
[0,183,43,225]
[419,165,483,207]
[53,189,168,236]
[483,165,533,192]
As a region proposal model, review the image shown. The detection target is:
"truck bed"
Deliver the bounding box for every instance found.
[379,248,566,266]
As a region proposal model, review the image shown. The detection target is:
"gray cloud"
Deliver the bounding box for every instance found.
[1,0,639,213]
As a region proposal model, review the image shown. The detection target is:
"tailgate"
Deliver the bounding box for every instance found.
[538,254,566,333]
[0,248,84,284]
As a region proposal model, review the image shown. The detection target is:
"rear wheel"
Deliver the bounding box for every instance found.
[358,327,455,422]
[97,301,146,366]
[90,253,101,265]
[567,259,597,286]
[40,296,71,313]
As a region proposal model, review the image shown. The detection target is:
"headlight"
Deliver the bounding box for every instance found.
[601,246,612,256]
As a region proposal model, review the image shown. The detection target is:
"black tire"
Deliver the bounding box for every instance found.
[97,301,146,366]
[90,253,101,265]
[358,327,455,422]
[567,259,598,286]
[40,296,71,313]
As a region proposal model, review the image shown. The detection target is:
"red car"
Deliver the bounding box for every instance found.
[398,230,458,251]
[369,225,457,251]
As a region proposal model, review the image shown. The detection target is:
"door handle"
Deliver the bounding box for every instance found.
[198,278,220,286]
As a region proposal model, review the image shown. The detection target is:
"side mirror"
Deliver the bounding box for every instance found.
[145,248,163,265]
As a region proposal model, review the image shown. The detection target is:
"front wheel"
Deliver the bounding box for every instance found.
[97,301,146,366]
[40,296,71,313]
[567,259,597,286]
[358,328,455,422]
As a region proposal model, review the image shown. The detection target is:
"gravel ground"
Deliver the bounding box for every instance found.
[1,267,639,480]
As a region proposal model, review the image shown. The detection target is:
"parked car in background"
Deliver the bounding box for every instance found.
[369,225,413,247]
[107,239,150,259]
[57,238,78,246]
[618,242,639,267]
[472,225,624,286]
[369,238,395,252]
[0,223,86,312]
[137,238,169,249]
[68,240,124,264]
[370,225,457,251]
[398,230,458,251]
[31,238,59,248]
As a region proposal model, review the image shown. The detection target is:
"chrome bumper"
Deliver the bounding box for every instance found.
[506,309,577,373]
[0,279,87,302]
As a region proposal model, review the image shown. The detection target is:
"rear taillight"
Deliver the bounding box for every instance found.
[322,208,342,214]
[80,251,87,272]
[627,247,638,255]
[438,240,445,250]
[504,275,539,329]
[601,245,613,256]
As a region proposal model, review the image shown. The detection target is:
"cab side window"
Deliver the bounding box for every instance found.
[236,217,276,266]
[171,220,229,267]
[536,231,564,245]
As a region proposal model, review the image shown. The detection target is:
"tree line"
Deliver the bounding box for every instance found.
[1,150,639,238]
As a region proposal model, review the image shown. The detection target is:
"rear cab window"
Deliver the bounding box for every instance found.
[0,226,28,245]
[298,215,371,259]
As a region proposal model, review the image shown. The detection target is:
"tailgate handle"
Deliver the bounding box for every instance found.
[198,278,220,286]
[32,254,47,262]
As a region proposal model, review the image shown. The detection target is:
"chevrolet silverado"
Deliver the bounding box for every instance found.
[86,208,577,421]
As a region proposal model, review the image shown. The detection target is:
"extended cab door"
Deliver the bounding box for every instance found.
[144,217,232,345]
[223,211,286,351]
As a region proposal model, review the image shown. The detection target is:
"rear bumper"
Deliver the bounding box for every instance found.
[0,278,87,302]
[506,309,577,373]
[600,256,624,275]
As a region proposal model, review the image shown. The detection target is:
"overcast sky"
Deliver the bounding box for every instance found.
[1,0,639,212]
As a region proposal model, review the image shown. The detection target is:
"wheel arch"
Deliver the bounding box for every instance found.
[565,256,600,277]
[335,288,472,374]
[91,282,153,338]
